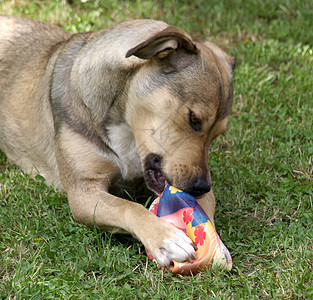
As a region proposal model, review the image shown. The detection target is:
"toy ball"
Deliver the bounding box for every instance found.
[147,184,232,275]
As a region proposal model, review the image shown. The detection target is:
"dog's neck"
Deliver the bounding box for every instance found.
[106,123,142,180]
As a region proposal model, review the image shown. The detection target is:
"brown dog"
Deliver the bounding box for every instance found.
[0,15,235,268]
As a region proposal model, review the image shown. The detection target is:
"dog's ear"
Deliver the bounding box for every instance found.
[204,41,236,72]
[125,26,198,60]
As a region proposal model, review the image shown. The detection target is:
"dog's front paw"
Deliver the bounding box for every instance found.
[157,228,197,268]
[141,218,197,268]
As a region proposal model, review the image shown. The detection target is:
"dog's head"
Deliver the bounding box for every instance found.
[125,25,235,197]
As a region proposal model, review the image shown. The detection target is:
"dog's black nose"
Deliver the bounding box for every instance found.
[188,177,211,197]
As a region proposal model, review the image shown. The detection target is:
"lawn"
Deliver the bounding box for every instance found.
[0,0,312,298]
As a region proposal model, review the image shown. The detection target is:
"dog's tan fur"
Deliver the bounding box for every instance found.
[0,15,235,267]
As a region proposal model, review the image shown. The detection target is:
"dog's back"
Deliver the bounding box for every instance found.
[0,16,70,187]
[0,16,70,94]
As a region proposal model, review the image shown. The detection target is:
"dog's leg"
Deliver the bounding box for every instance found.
[197,190,216,227]
[56,127,196,267]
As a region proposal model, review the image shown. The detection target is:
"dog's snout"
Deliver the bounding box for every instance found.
[188,177,211,197]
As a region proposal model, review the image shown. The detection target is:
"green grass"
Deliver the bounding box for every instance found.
[1,0,312,298]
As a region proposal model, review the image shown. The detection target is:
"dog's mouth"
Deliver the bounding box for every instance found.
[145,169,167,195]
[143,153,168,195]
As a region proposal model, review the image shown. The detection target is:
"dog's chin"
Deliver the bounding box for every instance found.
[144,169,167,196]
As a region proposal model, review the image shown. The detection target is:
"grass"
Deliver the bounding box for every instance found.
[0,0,312,298]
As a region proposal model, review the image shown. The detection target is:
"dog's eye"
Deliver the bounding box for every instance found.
[189,111,202,131]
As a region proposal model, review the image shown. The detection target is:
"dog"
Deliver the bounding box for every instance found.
[0,15,235,268]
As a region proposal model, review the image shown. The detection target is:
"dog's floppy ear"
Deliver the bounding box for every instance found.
[125,26,198,60]
[204,41,236,72]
